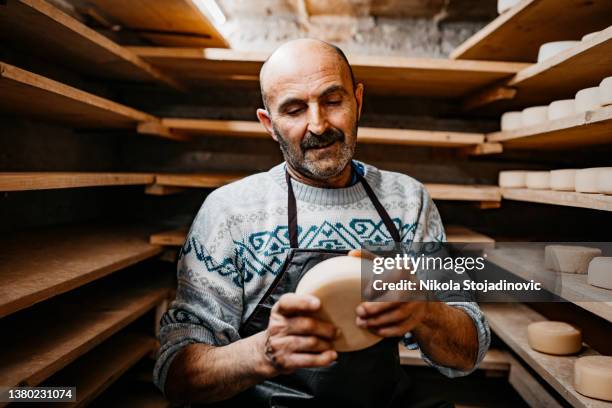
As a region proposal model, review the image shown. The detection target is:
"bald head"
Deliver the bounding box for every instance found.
[259,39,356,111]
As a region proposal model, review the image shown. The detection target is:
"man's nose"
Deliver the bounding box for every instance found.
[306,104,328,135]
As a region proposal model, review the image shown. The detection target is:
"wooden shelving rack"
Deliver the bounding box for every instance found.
[0,172,155,192]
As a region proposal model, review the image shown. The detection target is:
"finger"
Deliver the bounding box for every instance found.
[286,316,338,339]
[275,335,334,353]
[356,301,402,317]
[285,350,338,370]
[368,309,425,337]
[356,305,409,328]
[274,293,320,316]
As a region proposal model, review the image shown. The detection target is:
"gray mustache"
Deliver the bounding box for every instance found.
[301,128,345,150]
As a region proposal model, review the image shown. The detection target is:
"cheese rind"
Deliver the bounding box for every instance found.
[499,171,527,188]
[537,41,579,62]
[588,257,612,289]
[575,87,601,113]
[545,245,602,274]
[527,321,582,355]
[574,356,612,401]
[600,76,612,106]
[576,167,612,193]
[525,171,550,190]
[550,169,576,191]
[295,256,382,352]
[500,111,523,130]
[522,106,548,127]
[548,99,576,121]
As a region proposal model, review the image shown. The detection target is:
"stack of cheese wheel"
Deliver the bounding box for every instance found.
[574,356,612,401]
[588,257,612,289]
[545,245,602,274]
[295,256,382,352]
[527,321,582,355]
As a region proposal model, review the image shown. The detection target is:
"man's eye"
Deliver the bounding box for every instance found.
[287,108,304,115]
[326,100,341,105]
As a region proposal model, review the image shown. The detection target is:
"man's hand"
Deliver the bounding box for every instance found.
[263,293,339,375]
[355,301,428,337]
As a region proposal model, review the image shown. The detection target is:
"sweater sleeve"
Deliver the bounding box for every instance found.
[153,191,244,394]
[404,185,492,378]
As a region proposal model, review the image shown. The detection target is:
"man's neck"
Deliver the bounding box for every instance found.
[286,162,353,188]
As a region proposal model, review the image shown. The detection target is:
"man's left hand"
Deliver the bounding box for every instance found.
[355,300,428,337]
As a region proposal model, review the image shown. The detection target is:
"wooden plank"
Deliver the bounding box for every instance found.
[87,0,228,48]
[150,228,188,246]
[0,272,171,389]
[425,184,501,202]
[157,118,487,148]
[129,47,528,97]
[154,172,247,188]
[399,344,510,372]
[445,225,495,243]
[451,0,612,62]
[487,105,612,149]
[0,172,155,192]
[484,244,612,322]
[501,188,612,212]
[482,303,608,408]
[0,0,182,89]
[0,62,158,128]
[506,353,563,407]
[43,333,158,407]
[0,225,162,319]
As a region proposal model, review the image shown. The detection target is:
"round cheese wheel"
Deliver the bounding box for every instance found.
[595,168,612,194]
[527,321,582,355]
[497,0,520,14]
[499,170,527,188]
[576,167,612,193]
[548,99,576,120]
[500,111,523,130]
[575,87,602,113]
[295,256,382,352]
[600,76,612,106]
[550,169,576,191]
[525,171,550,190]
[581,31,600,42]
[574,356,612,401]
[588,257,612,290]
[537,41,579,63]
[545,245,602,274]
[522,106,548,127]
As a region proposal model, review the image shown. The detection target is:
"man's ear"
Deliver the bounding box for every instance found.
[256,108,277,141]
[355,83,364,121]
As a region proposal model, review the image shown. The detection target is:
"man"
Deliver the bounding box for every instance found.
[154,39,490,407]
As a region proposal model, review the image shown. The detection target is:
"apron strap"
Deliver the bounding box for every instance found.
[285,163,402,248]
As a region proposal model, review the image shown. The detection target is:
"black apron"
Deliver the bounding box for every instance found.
[206,166,453,408]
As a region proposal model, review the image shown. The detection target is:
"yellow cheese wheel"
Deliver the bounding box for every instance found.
[527,321,582,355]
[499,170,527,188]
[550,169,576,191]
[545,245,602,274]
[295,256,382,352]
[525,171,550,190]
[588,257,612,290]
[574,356,612,401]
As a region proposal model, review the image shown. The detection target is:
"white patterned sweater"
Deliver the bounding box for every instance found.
[153,160,491,394]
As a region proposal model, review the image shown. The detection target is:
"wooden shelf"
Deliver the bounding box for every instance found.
[0,62,158,128]
[482,303,607,408]
[0,225,162,319]
[451,0,612,62]
[151,225,495,248]
[86,0,228,48]
[0,272,171,389]
[399,344,510,372]
[0,0,181,89]
[484,244,612,322]
[425,184,501,202]
[143,118,487,148]
[0,172,155,192]
[487,105,612,149]
[501,188,612,212]
[153,172,247,189]
[42,333,157,407]
[467,28,612,110]
[128,47,528,97]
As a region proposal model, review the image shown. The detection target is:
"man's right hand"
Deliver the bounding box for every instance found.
[261,293,339,375]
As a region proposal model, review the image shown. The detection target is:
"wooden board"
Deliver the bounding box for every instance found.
[129,47,528,97]
[451,0,612,62]
[43,333,157,407]
[399,344,511,372]
[482,303,608,408]
[0,225,162,319]
[501,188,612,212]
[487,105,612,149]
[154,172,247,188]
[150,228,188,246]
[0,62,157,128]
[154,118,486,148]
[87,0,228,47]
[484,244,612,322]
[425,184,501,202]
[445,225,495,243]
[0,273,171,389]
[506,351,564,407]
[0,0,181,89]
[0,172,155,192]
